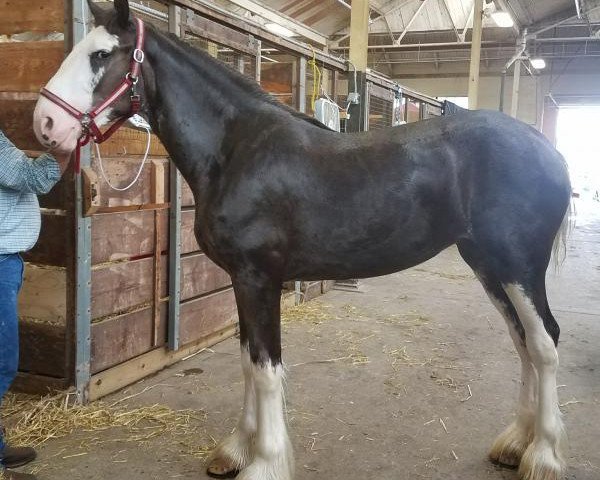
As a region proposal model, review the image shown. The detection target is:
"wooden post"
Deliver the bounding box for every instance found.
[348,0,369,72]
[294,57,307,113]
[151,160,165,347]
[468,0,484,110]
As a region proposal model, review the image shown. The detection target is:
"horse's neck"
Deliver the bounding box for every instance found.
[143,29,253,190]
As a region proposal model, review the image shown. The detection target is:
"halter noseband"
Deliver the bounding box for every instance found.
[40,18,146,174]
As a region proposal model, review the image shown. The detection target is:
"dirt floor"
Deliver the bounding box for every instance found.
[10,204,600,480]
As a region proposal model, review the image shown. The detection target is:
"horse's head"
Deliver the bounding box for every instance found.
[33,0,141,154]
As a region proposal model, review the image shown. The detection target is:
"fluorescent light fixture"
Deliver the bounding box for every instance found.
[491,11,514,28]
[530,58,546,69]
[264,22,295,37]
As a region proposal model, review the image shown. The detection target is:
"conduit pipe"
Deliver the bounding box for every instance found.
[499,30,527,113]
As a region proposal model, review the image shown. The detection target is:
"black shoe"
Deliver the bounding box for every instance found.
[1,470,38,480]
[0,447,37,469]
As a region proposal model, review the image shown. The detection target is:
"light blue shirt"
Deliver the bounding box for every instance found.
[0,130,61,255]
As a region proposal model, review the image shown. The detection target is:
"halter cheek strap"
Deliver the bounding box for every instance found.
[39,18,146,175]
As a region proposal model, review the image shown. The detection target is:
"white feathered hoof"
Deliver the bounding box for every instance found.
[206,432,254,479]
[489,421,533,468]
[235,453,294,480]
[518,441,566,480]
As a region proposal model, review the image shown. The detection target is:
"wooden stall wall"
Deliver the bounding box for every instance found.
[87,10,255,399]
[0,0,74,393]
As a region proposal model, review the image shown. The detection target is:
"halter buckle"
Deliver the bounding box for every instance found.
[133,48,145,64]
[80,113,92,129]
[126,72,139,85]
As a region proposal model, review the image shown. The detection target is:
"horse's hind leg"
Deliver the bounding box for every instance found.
[458,238,566,480]
[457,242,536,467]
[504,282,566,480]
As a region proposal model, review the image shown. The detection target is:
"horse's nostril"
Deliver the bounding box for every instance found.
[45,116,54,132]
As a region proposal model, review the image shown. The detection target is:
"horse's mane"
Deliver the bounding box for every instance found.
[152,24,333,131]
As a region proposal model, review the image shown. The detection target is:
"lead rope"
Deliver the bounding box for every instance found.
[95,125,152,191]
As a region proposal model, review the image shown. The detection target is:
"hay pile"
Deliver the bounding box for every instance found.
[281,301,335,325]
[1,392,213,458]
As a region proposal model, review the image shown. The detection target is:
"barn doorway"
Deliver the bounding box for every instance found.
[556,106,600,211]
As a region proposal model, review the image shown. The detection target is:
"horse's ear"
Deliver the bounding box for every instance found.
[87,0,111,26]
[114,0,131,29]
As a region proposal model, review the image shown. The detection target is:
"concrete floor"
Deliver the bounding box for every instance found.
[25,204,600,479]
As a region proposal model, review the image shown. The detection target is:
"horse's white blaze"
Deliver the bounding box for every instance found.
[236,360,293,480]
[504,284,566,480]
[208,345,257,471]
[33,26,119,152]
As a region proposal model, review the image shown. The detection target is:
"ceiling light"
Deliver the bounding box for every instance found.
[264,23,295,37]
[491,11,514,28]
[530,58,546,69]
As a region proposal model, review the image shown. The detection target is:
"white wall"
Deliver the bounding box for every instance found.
[395,61,600,129]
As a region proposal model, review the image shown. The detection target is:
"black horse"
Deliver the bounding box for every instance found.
[33,2,571,480]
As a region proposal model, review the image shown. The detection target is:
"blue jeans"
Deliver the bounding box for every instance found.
[0,254,24,450]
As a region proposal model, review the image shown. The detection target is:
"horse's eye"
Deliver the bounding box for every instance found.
[93,50,112,60]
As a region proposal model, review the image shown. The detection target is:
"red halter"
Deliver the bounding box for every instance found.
[40,18,146,174]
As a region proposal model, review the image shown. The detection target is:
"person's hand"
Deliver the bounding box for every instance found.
[51,150,72,175]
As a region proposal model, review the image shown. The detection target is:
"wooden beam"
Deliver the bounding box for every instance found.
[468,0,484,109]
[165,0,346,71]
[88,324,237,401]
[225,0,327,46]
[397,0,432,45]
[0,0,64,35]
[349,0,370,71]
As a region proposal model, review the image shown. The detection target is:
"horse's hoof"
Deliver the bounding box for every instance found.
[206,457,240,479]
[489,421,532,468]
[517,441,566,480]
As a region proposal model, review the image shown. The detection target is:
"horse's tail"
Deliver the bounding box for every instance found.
[552,198,574,271]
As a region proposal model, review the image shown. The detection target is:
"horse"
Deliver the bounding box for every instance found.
[33,1,572,479]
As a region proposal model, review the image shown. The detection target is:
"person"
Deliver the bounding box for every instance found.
[0,128,70,480]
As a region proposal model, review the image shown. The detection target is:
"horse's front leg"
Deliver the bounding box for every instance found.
[207,344,257,478]
[209,273,294,480]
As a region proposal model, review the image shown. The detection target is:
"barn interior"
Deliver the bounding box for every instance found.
[0,1,598,480]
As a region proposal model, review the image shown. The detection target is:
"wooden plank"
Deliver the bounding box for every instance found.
[18,321,66,377]
[180,253,231,301]
[181,179,195,207]
[0,41,64,92]
[181,209,200,254]
[91,255,168,320]
[96,127,168,157]
[89,323,237,401]
[11,372,69,395]
[152,206,163,345]
[183,14,259,56]
[91,302,168,374]
[18,265,67,325]
[179,288,238,345]
[0,99,40,151]
[89,157,170,208]
[0,0,64,35]
[23,213,71,266]
[261,63,294,95]
[91,209,168,264]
